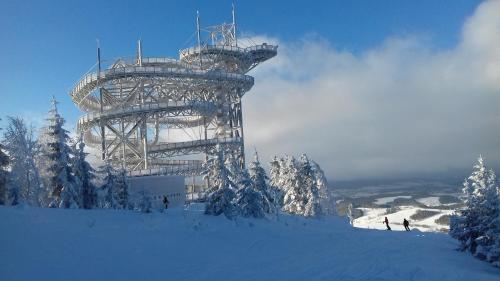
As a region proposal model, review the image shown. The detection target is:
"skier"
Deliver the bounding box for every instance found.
[383,216,391,230]
[163,195,169,209]
[403,218,410,231]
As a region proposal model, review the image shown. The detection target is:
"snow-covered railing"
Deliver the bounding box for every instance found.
[150,137,242,153]
[77,101,216,129]
[179,43,277,58]
[70,66,254,110]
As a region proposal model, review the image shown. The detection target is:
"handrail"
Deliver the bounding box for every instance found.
[77,101,216,126]
[70,65,254,105]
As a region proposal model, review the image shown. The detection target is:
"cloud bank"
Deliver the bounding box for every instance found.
[242,1,500,181]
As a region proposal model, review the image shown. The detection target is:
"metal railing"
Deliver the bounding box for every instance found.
[70,65,254,104]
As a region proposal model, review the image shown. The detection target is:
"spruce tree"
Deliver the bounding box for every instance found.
[299,154,322,218]
[72,138,97,209]
[450,156,500,267]
[135,190,152,213]
[37,97,77,208]
[203,146,237,219]
[281,156,305,215]
[311,160,335,215]
[236,168,267,218]
[115,168,130,210]
[99,162,119,209]
[248,151,274,214]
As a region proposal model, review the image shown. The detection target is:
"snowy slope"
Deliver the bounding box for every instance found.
[354,206,454,232]
[0,206,497,281]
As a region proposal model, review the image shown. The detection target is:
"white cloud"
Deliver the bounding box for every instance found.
[242,0,500,180]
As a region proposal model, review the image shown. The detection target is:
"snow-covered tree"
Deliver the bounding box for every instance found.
[203,146,237,219]
[99,162,119,209]
[115,168,130,210]
[311,160,335,215]
[279,154,325,218]
[300,154,323,218]
[98,163,129,210]
[3,116,41,205]
[225,152,246,188]
[0,139,9,205]
[236,168,267,218]
[269,156,281,188]
[37,97,77,208]
[72,138,97,209]
[281,156,305,215]
[450,156,500,267]
[268,156,284,207]
[135,190,152,213]
[248,151,275,215]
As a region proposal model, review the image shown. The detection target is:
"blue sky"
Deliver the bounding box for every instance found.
[2,0,499,181]
[0,0,481,128]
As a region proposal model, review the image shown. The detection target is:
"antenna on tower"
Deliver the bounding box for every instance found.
[232,2,237,46]
[196,10,203,67]
[137,39,143,66]
[96,38,101,73]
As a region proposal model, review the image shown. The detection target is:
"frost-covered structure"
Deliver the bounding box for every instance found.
[69,9,277,178]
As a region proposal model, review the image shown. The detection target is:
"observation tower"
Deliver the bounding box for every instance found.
[69,9,277,179]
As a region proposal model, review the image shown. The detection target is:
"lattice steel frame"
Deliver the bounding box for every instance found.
[69,11,277,177]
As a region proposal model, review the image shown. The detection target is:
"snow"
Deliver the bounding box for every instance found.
[1,206,497,281]
[417,196,442,207]
[354,207,455,232]
[374,195,412,205]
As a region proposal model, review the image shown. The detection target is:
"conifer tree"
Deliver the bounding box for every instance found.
[72,138,97,209]
[99,162,127,209]
[281,156,305,215]
[450,156,500,267]
[299,154,322,218]
[37,97,77,208]
[236,168,267,218]
[268,156,284,205]
[248,151,274,214]
[100,163,116,209]
[311,160,335,215]
[203,146,237,219]
[115,168,130,210]
[135,190,152,213]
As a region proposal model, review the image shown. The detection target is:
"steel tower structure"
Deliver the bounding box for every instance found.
[69,10,277,178]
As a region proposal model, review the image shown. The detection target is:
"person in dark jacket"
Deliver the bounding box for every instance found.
[403,218,410,231]
[384,216,391,230]
[163,195,169,209]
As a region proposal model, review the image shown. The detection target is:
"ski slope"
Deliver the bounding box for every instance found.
[0,205,497,281]
[354,206,454,232]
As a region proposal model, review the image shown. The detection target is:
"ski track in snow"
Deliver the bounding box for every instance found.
[354,206,454,232]
[0,205,497,281]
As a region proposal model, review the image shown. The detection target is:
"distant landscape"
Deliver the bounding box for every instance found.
[334,180,463,232]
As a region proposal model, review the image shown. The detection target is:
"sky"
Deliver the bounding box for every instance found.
[0,0,498,181]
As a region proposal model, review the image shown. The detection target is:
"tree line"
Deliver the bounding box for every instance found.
[202,146,334,219]
[0,98,134,211]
